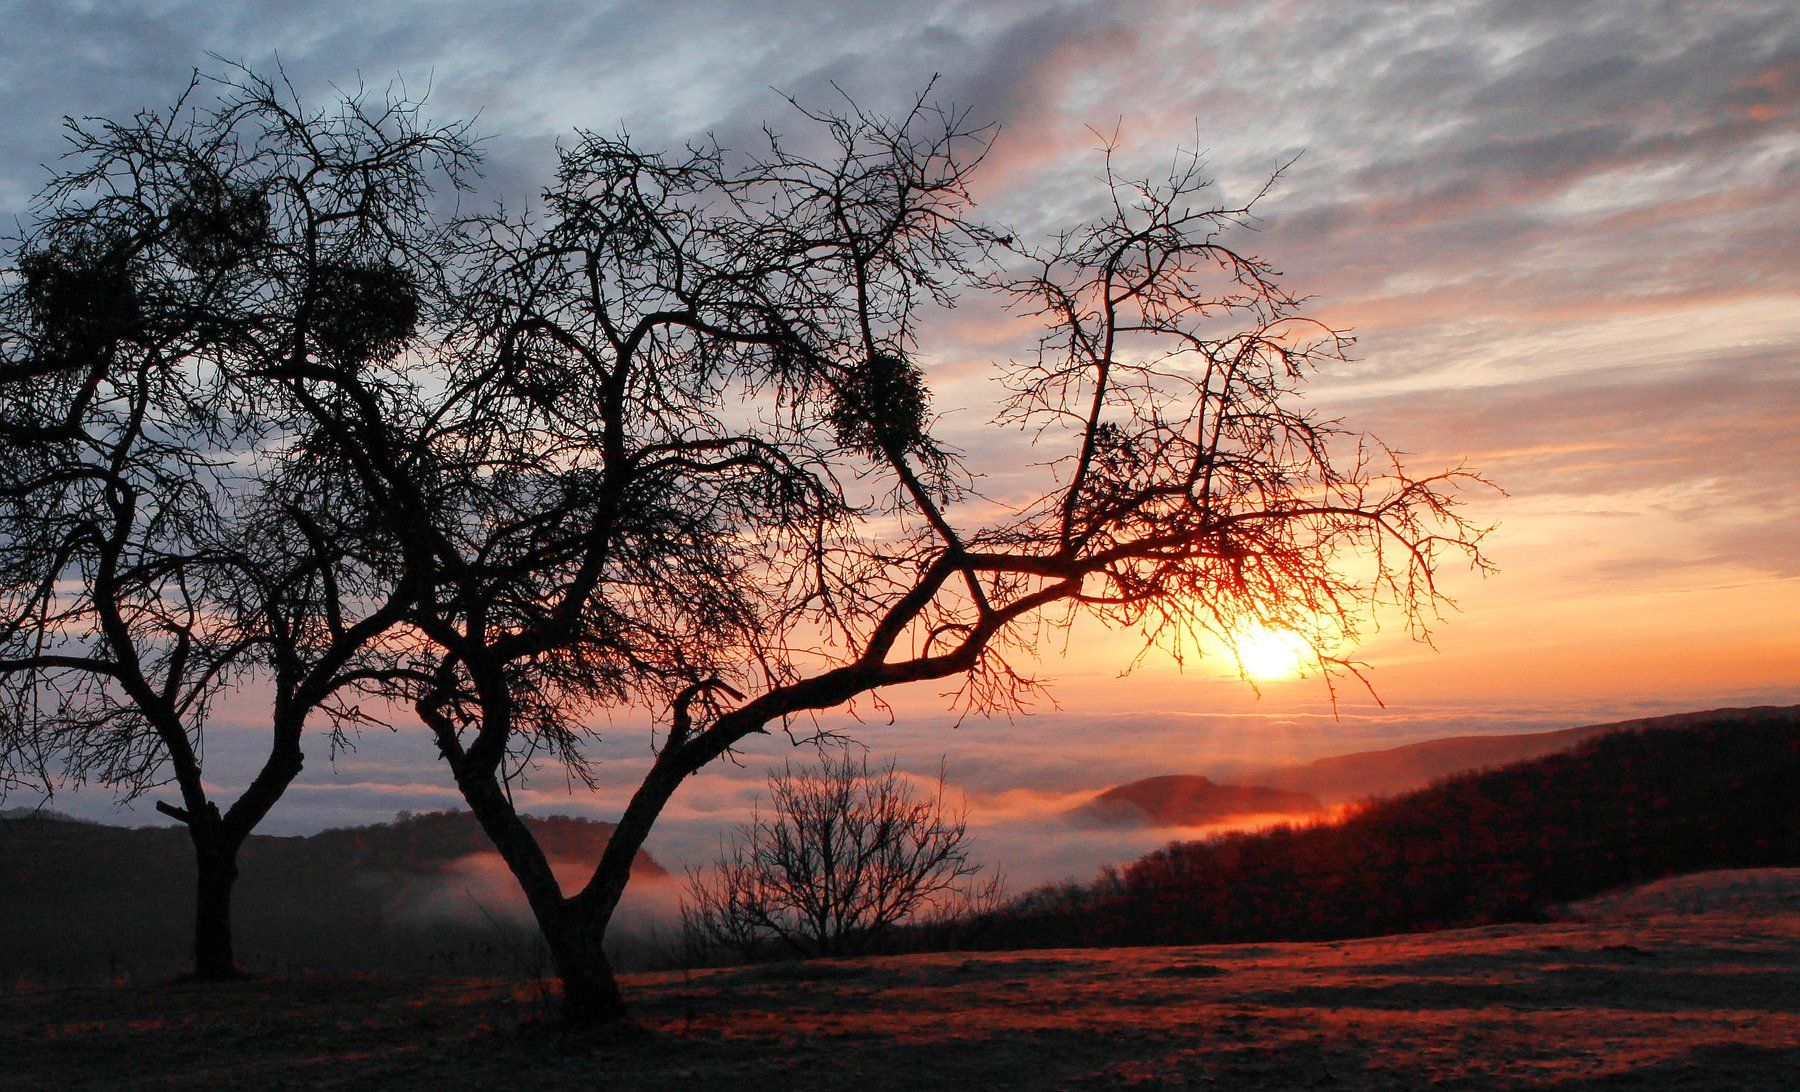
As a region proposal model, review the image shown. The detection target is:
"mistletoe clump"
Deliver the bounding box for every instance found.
[19,238,142,364]
[167,173,271,271]
[828,352,932,459]
[308,260,420,367]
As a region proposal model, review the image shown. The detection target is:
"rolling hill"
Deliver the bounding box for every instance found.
[984,709,1800,951]
[1228,704,1800,804]
[1073,774,1322,828]
[0,809,666,983]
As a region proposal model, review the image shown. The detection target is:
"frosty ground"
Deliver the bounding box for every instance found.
[4,869,1796,1090]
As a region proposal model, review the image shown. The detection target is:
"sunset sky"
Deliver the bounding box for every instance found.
[4,0,1795,887]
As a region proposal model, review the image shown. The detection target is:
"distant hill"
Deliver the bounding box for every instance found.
[977,709,1800,952]
[247,808,669,879]
[0,806,83,822]
[1232,705,1800,804]
[1073,775,1322,828]
[0,809,666,983]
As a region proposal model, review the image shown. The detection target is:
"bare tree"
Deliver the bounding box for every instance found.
[683,754,993,960]
[0,68,475,978]
[284,88,1489,1027]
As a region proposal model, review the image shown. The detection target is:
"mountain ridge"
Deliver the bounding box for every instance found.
[1074,774,1323,828]
[1222,704,1800,805]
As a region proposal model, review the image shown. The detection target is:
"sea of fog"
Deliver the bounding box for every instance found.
[29,684,1797,909]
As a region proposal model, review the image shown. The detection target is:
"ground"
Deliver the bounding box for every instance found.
[3,870,1797,1090]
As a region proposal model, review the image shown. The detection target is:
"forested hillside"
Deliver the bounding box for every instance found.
[978,712,1800,950]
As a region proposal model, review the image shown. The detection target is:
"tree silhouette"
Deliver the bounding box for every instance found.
[683,754,995,960]
[5,70,1490,1021]
[292,88,1489,1026]
[0,68,476,978]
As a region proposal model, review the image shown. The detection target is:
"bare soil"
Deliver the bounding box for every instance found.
[4,869,1796,1090]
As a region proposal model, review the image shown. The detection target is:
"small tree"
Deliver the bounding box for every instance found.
[683,754,995,960]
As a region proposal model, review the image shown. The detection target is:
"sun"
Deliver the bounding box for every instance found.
[1233,625,1313,681]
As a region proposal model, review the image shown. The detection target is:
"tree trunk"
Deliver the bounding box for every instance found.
[538,908,626,1028]
[191,839,243,980]
[451,763,630,1027]
[493,823,627,1027]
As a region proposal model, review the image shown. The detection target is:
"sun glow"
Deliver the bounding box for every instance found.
[1233,625,1314,681]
